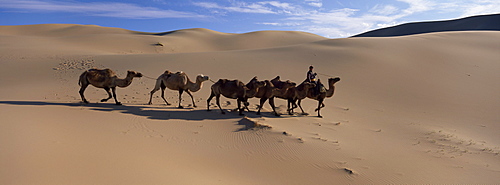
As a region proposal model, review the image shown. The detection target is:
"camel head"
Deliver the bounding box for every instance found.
[329,77,341,85]
[196,74,210,82]
[127,70,143,78]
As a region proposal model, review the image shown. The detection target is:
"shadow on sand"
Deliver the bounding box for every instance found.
[0,100,275,121]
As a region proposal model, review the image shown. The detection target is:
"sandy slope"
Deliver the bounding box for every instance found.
[0,24,499,184]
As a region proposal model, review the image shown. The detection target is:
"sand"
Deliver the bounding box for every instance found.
[1,23,499,184]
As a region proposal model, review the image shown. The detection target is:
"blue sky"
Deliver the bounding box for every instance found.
[1,0,499,38]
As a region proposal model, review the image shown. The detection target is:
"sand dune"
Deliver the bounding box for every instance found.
[1,23,499,184]
[353,13,500,37]
[0,24,327,55]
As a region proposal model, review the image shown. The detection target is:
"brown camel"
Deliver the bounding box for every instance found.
[148,71,209,108]
[253,80,281,116]
[207,77,265,115]
[78,68,142,105]
[256,76,296,116]
[287,81,316,115]
[297,77,341,118]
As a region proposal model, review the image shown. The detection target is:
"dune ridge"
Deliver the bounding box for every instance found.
[0,22,499,184]
[353,13,500,37]
[0,24,327,55]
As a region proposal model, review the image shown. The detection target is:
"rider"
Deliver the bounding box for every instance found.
[306,65,323,96]
[306,65,317,83]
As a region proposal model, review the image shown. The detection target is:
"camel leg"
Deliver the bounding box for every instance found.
[257,98,267,115]
[287,99,297,115]
[268,97,280,117]
[292,99,298,110]
[237,99,245,116]
[111,87,122,105]
[148,81,160,105]
[207,92,215,111]
[243,99,250,112]
[297,99,308,115]
[289,99,299,114]
[315,99,324,118]
[177,89,184,109]
[215,94,225,114]
[101,87,113,102]
[314,100,325,112]
[185,90,197,108]
[287,100,292,114]
[148,79,171,105]
[148,90,156,105]
[79,83,89,104]
[160,86,171,106]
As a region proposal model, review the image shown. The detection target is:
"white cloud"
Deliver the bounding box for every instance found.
[259,22,303,26]
[305,0,322,7]
[193,1,315,15]
[0,0,204,19]
[260,1,294,10]
[370,4,399,15]
[193,1,276,14]
[397,0,435,15]
[460,0,500,17]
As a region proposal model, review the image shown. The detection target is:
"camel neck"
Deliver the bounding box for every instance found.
[187,77,204,92]
[326,83,335,97]
[245,83,259,98]
[116,75,134,87]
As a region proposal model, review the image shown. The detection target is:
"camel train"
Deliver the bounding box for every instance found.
[79,68,340,118]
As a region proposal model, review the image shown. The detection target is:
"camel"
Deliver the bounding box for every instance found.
[287,81,316,115]
[78,68,143,105]
[255,76,296,116]
[148,70,209,108]
[253,80,280,116]
[297,77,341,118]
[207,77,265,115]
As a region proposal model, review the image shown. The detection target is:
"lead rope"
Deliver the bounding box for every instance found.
[317,72,336,78]
[141,74,158,80]
[141,74,218,83]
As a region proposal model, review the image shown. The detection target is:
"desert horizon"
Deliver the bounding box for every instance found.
[1,13,499,184]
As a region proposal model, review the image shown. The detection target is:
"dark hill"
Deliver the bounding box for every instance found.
[352,13,500,37]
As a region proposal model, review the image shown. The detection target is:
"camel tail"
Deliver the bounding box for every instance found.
[78,71,88,86]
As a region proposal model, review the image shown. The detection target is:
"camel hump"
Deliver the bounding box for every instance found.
[87,68,116,76]
[216,79,244,89]
[272,76,280,81]
[217,79,226,84]
[160,70,172,78]
[86,68,116,82]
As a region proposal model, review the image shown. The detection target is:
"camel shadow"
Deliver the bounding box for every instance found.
[0,101,274,121]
